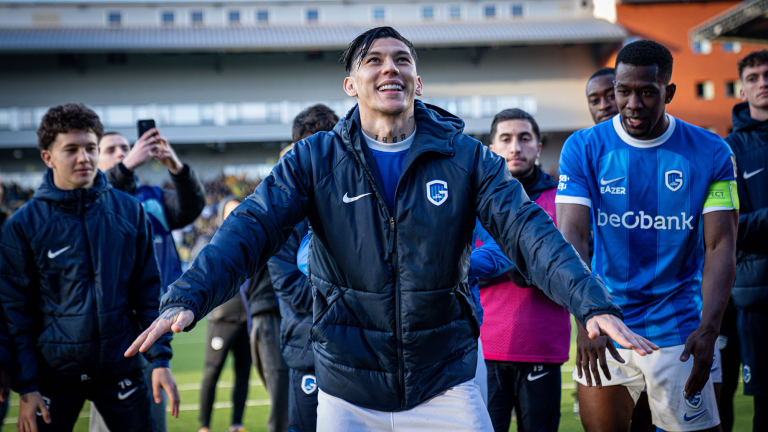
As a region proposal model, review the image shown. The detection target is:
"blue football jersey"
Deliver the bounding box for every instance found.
[556,115,736,347]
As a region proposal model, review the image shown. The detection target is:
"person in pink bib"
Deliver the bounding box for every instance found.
[478,109,570,432]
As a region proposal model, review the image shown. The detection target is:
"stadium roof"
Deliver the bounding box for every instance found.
[690,0,768,44]
[0,19,627,53]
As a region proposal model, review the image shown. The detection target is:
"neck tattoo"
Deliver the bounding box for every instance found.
[374,134,407,144]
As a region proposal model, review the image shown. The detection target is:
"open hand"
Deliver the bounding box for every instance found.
[575,322,624,388]
[681,326,717,399]
[586,314,658,356]
[152,367,180,418]
[125,306,195,357]
[18,391,50,432]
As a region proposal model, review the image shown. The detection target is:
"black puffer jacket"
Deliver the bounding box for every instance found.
[0,170,172,393]
[161,101,621,411]
[725,102,768,311]
[266,219,313,371]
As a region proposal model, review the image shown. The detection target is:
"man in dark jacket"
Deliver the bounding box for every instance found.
[725,49,768,432]
[128,27,656,431]
[267,104,340,432]
[0,103,179,432]
[93,129,204,432]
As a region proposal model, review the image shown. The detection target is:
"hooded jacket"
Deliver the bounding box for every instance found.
[725,102,768,311]
[161,101,621,411]
[0,170,172,393]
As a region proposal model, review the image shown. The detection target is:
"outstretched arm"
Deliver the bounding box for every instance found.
[681,209,737,398]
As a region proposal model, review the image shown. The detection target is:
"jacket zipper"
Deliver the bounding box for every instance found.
[345,123,454,410]
[79,191,100,376]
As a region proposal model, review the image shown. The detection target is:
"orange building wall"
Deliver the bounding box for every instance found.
[615,1,768,136]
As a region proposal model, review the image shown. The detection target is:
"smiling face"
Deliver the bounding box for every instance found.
[490,119,541,178]
[343,37,423,117]
[615,63,676,139]
[41,130,100,190]
[98,134,131,172]
[587,74,619,124]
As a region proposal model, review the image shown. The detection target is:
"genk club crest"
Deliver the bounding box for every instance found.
[426,180,449,206]
[665,170,683,192]
[683,390,704,410]
[301,374,318,395]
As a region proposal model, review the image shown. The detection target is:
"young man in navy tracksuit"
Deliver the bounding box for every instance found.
[0,104,179,432]
[725,49,768,432]
[128,27,657,431]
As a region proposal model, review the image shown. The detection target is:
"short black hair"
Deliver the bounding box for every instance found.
[589,67,615,81]
[340,26,417,73]
[37,103,104,151]
[738,49,768,80]
[490,108,540,142]
[292,104,340,142]
[615,40,674,84]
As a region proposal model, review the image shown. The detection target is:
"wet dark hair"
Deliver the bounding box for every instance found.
[738,50,768,80]
[615,40,674,84]
[340,26,418,73]
[292,104,340,142]
[37,103,104,151]
[490,108,540,142]
[589,67,615,81]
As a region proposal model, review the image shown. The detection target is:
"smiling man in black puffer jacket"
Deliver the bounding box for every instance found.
[0,104,177,432]
[129,27,657,431]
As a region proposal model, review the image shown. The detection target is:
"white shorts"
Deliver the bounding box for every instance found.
[572,344,720,431]
[711,342,722,384]
[316,380,493,432]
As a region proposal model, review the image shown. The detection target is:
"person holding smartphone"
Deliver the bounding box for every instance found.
[91,124,205,432]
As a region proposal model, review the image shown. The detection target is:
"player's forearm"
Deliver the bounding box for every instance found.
[700,241,736,333]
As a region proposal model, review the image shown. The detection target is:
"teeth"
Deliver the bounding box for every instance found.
[378,84,403,91]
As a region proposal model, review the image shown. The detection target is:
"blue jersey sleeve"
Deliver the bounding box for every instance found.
[555,133,592,208]
[297,234,310,277]
[713,140,737,182]
[469,219,514,279]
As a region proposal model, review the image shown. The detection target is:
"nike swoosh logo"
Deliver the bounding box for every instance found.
[342,192,371,203]
[117,387,138,400]
[47,246,71,259]
[684,409,707,422]
[743,168,764,179]
[527,372,549,381]
[600,176,625,185]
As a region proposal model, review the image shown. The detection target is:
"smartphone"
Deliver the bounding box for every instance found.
[137,119,156,139]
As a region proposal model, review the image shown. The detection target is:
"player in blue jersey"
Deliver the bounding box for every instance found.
[557,40,738,432]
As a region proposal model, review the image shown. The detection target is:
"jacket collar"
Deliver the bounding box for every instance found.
[337,99,463,158]
[33,169,110,212]
[731,101,768,135]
